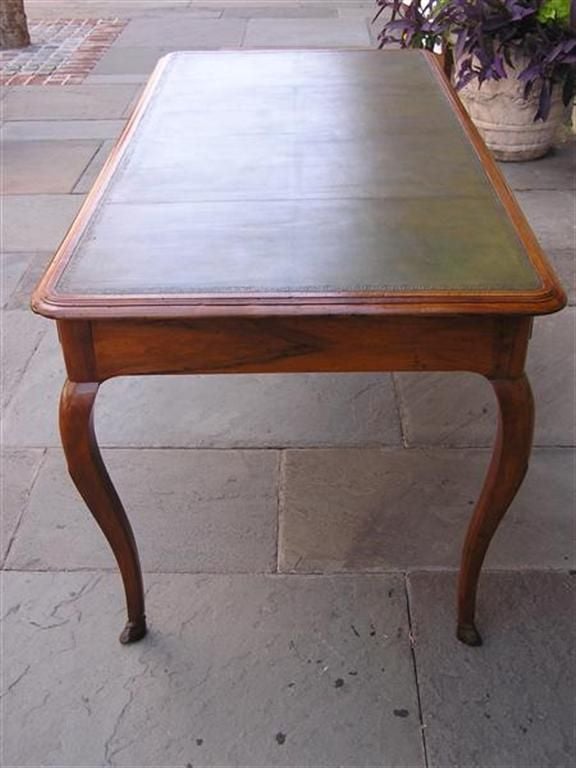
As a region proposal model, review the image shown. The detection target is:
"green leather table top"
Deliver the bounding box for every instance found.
[47,51,552,302]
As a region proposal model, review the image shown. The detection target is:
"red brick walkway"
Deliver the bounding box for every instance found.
[0,18,127,86]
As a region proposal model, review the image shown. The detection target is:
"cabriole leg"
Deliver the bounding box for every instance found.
[59,380,146,644]
[457,373,534,646]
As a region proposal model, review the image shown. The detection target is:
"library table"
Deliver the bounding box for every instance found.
[32,51,566,647]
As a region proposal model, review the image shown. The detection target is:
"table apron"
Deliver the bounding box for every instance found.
[57,315,532,382]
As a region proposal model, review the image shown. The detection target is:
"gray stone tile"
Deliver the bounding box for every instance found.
[3,252,55,311]
[2,326,401,448]
[6,448,278,573]
[2,195,84,252]
[1,140,101,194]
[180,3,222,13]
[365,0,393,42]
[177,4,222,16]
[223,5,338,18]
[91,46,173,76]
[114,16,245,47]
[122,85,146,118]
[369,20,385,45]
[339,3,384,16]
[280,448,576,572]
[1,326,65,447]
[1,310,50,410]
[408,571,575,768]
[1,252,38,308]
[0,119,126,141]
[84,74,149,85]
[395,308,576,447]
[500,139,575,191]
[0,450,45,566]
[515,189,576,253]
[3,85,140,120]
[93,373,401,449]
[528,310,576,446]
[244,17,371,48]
[395,371,495,448]
[1,570,424,767]
[549,248,576,304]
[72,140,115,194]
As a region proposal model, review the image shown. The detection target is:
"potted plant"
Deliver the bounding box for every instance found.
[374,0,576,160]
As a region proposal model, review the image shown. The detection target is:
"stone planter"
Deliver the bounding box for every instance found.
[456,56,566,161]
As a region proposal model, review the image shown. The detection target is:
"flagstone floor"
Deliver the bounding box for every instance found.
[1,2,575,767]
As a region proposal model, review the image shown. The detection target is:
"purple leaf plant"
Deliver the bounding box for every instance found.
[374,0,576,120]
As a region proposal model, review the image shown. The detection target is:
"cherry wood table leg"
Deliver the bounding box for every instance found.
[59,379,147,644]
[457,373,535,646]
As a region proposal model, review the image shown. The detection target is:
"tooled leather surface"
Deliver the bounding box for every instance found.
[58,51,540,296]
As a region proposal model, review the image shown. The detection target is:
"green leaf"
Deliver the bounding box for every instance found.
[537,0,571,25]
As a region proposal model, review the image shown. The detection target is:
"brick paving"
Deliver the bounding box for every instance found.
[0,18,126,86]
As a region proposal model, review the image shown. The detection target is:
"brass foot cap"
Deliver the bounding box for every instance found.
[119,616,147,644]
[457,623,483,647]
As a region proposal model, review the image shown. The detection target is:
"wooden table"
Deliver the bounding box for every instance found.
[33,50,565,647]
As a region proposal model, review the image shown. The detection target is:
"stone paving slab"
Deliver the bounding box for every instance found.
[3,252,55,311]
[339,3,382,16]
[1,252,38,308]
[0,119,126,140]
[550,248,576,304]
[500,151,575,301]
[85,73,150,84]
[279,447,575,572]
[244,17,371,47]
[2,326,402,448]
[1,570,424,767]
[91,45,175,75]
[2,140,101,194]
[500,140,575,191]
[408,571,575,768]
[223,5,338,17]
[515,189,576,253]
[114,16,245,47]
[395,371,495,449]
[6,448,279,573]
[1,327,68,448]
[2,195,84,251]
[1,310,50,410]
[122,84,146,117]
[395,308,576,448]
[0,450,45,566]
[72,138,114,193]
[2,84,141,120]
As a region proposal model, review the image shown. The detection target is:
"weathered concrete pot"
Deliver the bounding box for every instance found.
[458,70,565,162]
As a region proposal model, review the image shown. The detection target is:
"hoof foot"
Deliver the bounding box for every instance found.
[119,616,147,644]
[457,623,482,647]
